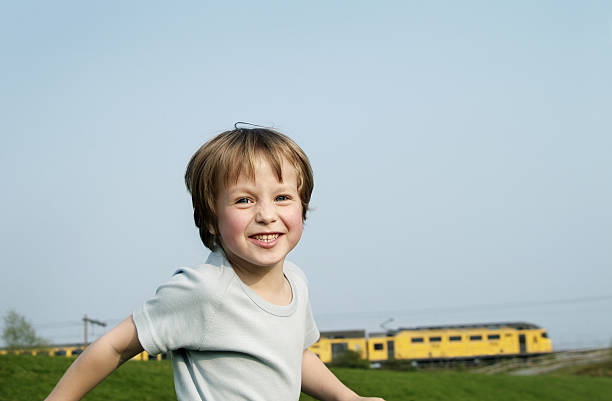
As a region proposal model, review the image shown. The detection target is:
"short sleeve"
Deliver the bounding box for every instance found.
[304,297,320,349]
[132,267,219,355]
[296,266,319,348]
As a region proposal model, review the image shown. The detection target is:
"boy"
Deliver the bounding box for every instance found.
[46,127,384,401]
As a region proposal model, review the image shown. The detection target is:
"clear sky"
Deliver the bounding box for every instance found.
[1,1,611,350]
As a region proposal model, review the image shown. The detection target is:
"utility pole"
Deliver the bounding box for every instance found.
[83,314,107,347]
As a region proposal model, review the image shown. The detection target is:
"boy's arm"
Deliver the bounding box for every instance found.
[45,315,144,401]
[301,349,385,401]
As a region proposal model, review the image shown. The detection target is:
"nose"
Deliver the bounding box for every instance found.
[255,200,277,225]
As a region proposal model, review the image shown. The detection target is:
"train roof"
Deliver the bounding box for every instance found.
[394,321,542,332]
[369,332,392,338]
[319,330,366,339]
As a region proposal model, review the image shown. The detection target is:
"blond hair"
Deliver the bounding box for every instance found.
[185,127,314,251]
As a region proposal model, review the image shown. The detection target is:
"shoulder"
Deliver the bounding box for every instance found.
[157,252,235,302]
[179,250,233,281]
[170,264,223,289]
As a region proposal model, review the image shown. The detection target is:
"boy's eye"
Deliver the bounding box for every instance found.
[236,197,251,204]
[275,195,290,202]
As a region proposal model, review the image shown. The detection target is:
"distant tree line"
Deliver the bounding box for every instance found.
[2,309,49,349]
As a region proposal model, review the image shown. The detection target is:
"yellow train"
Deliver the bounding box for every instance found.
[4,345,261,364]
[0,344,167,361]
[309,322,552,364]
[2,321,552,365]
[0,345,85,357]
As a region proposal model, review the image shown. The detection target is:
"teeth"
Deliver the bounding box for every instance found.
[253,234,280,242]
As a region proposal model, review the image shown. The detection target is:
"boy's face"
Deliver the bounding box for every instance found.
[215,156,303,272]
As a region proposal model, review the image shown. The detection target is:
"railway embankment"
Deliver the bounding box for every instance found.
[473,348,612,375]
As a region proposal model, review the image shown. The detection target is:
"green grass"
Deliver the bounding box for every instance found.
[0,354,175,401]
[300,368,612,401]
[1,354,611,401]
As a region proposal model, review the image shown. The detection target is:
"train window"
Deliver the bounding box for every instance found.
[374,343,384,350]
[54,350,66,356]
[449,336,462,341]
[411,337,424,343]
[470,335,482,341]
[429,336,442,342]
[541,332,548,338]
[72,349,83,356]
[487,334,500,340]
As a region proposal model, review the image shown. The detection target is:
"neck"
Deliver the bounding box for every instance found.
[224,252,292,305]
[225,252,285,289]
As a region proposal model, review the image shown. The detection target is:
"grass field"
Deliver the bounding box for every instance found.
[1,354,611,401]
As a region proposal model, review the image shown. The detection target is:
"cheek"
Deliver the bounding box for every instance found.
[285,208,304,236]
[217,209,250,244]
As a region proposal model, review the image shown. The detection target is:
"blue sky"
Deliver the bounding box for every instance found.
[1,1,611,349]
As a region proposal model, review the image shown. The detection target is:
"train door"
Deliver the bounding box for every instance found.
[518,334,526,354]
[331,342,348,361]
[387,340,395,359]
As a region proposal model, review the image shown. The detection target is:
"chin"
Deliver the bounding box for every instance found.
[226,243,293,270]
[251,256,285,268]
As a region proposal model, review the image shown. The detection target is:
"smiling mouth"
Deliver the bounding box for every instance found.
[250,233,281,243]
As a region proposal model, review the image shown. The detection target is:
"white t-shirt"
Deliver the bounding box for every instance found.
[132,250,320,401]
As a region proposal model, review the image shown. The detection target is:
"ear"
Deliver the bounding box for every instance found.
[207,223,216,236]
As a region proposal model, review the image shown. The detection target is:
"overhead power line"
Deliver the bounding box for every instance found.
[317,294,612,318]
[34,321,82,330]
[23,295,612,328]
